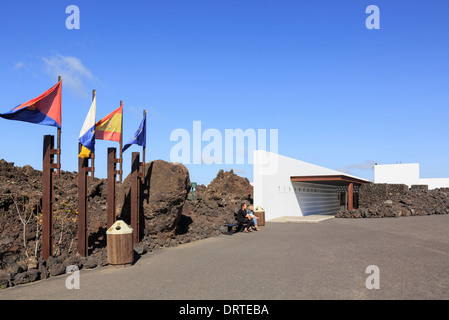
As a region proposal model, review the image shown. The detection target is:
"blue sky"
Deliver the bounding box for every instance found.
[0,0,448,185]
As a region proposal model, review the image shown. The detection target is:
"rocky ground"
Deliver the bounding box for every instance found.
[0,159,252,289]
[336,184,449,218]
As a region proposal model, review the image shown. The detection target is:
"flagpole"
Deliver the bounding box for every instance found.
[142,109,146,176]
[90,90,96,180]
[57,76,62,178]
[119,100,123,183]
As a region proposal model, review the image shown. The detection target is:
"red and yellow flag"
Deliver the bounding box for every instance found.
[95,105,122,142]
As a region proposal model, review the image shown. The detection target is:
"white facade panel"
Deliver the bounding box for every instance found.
[253,150,363,221]
[374,163,420,187]
[374,163,449,190]
[419,178,449,190]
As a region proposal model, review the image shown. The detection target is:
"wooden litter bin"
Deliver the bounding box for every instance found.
[107,220,134,265]
[254,207,265,227]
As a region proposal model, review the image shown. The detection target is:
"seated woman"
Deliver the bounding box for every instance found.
[246,204,260,231]
[236,203,255,233]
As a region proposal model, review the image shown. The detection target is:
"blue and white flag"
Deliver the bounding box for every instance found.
[78,96,96,158]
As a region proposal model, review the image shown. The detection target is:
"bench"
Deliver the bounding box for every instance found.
[224,222,247,235]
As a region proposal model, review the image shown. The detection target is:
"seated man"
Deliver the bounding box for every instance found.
[236,203,255,233]
[246,204,260,231]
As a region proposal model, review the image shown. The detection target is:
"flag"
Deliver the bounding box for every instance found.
[0,81,62,128]
[78,96,97,158]
[122,112,146,152]
[95,105,122,142]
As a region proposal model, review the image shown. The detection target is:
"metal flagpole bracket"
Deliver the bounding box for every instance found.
[56,75,62,179]
[131,152,142,244]
[78,143,89,257]
[42,135,55,260]
[107,147,117,229]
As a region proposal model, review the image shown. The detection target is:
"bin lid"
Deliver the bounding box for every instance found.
[106,220,133,235]
[254,206,264,212]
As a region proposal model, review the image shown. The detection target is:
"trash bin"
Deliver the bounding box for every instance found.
[107,220,134,265]
[254,206,265,227]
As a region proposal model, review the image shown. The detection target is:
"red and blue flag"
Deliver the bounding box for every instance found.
[0,81,62,128]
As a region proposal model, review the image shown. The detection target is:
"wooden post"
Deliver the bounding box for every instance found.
[90,152,95,180]
[131,152,141,244]
[42,135,54,260]
[107,147,117,229]
[56,76,62,179]
[348,183,354,211]
[141,110,147,208]
[77,143,89,256]
[142,109,146,176]
[90,90,96,180]
[119,100,124,183]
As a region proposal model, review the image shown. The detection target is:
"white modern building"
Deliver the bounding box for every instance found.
[253,150,370,221]
[374,163,449,189]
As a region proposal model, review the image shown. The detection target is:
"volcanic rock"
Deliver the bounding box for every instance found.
[336,184,449,218]
[178,169,253,238]
[117,160,191,236]
[0,158,253,289]
[12,269,39,286]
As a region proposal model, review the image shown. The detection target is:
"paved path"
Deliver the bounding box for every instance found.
[2,215,449,300]
[269,214,335,223]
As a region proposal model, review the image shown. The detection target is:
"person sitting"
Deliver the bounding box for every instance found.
[236,203,255,233]
[246,204,260,231]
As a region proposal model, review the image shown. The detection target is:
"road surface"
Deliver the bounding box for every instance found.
[2,214,449,300]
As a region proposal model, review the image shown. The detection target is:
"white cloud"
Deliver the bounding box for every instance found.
[230,168,246,174]
[42,54,97,97]
[201,155,223,165]
[14,62,25,70]
[337,160,377,174]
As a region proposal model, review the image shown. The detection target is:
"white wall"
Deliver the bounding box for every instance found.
[374,163,449,189]
[374,163,420,187]
[419,178,449,190]
[253,150,358,221]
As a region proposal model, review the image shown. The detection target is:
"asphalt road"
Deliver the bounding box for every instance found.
[2,214,449,300]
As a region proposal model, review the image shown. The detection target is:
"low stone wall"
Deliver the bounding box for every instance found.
[337,183,449,219]
[359,183,408,207]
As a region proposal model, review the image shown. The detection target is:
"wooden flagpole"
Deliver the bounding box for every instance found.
[77,142,88,257]
[131,151,140,244]
[42,135,54,259]
[119,100,123,183]
[142,109,146,175]
[107,147,117,229]
[90,90,96,180]
[56,76,62,178]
